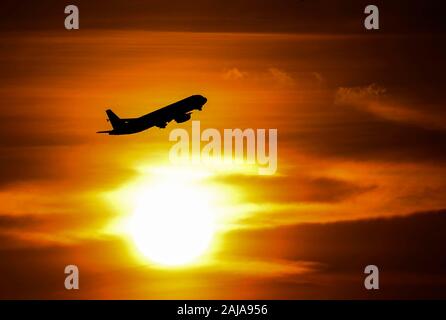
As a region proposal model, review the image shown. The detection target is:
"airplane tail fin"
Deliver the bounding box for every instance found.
[106,109,121,129]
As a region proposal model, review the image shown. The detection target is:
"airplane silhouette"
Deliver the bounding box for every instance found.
[97,95,207,135]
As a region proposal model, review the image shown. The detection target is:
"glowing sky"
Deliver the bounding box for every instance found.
[1,0,446,299]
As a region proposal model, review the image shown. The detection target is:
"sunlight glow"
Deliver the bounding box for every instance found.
[127,167,217,266]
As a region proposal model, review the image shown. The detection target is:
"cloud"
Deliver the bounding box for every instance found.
[335,84,446,130]
[226,209,446,272]
[0,235,130,298]
[268,68,295,86]
[312,72,324,84]
[0,7,445,300]
[1,0,444,34]
[282,94,446,164]
[335,83,386,105]
[222,68,247,80]
[0,210,113,247]
[0,215,37,230]
[212,173,375,204]
[222,67,297,88]
[1,209,446,298]
[221,209,446,298]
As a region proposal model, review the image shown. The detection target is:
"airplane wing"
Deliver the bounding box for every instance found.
[142,95,205,128]
[147,108,193,128]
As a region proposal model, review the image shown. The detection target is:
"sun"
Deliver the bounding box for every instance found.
[127,168,217,266]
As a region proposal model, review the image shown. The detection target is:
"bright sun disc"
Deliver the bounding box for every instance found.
[128,174,216,266]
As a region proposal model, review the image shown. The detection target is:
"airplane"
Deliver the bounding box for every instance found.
[97,95,207,135]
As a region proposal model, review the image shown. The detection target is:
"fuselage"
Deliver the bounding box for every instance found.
[106,95,207,135]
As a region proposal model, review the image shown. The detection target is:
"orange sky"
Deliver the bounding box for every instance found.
[1,1,446,299]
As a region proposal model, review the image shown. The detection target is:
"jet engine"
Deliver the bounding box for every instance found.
[174,113,192,123]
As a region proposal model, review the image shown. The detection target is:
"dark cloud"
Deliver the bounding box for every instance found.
[0,215,37,230]
[0,149,62,188]
[0,211,114,241]
[0,124,86,148]
[1,0,445,34]
[0,236,130,299]
[222,209,446,298]
[0,234,310,299]
[2,210,446,298]
[0,141,138,189]
[281,101,446,164]
[212,174,375,203]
